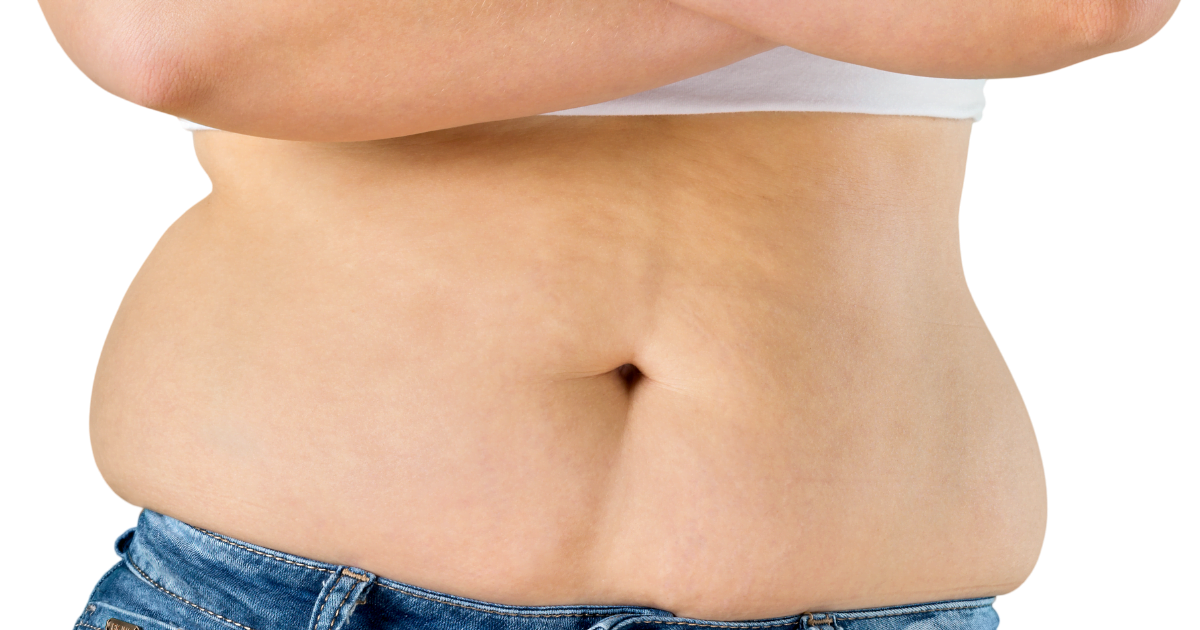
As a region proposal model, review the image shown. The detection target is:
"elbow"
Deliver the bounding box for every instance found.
[40,0,208,116]
[118,41,207,117]
[1067,0,1180,55]
[101,42,205,117]
[989,0,1182,77]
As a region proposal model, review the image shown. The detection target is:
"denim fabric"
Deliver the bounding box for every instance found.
[74,510,1000,630]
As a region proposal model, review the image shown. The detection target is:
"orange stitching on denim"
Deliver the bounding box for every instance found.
[75,623,104,630]
[375,582,987,626]
[638,620,796,629]
[326,581,359,630]
[374,585,798,628]
[186,525,667,624]
[313,573,344,630]
[125,559,256,630]
[833,602,990,621]
[373,582,624,618]
[340,568,369,581]
[196,528,335,574]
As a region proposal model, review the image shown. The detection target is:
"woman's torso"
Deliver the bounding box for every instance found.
[91,112,1046,620]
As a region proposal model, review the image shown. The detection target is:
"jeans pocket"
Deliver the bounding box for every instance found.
[74,602,187,630]
[79,560,250,630]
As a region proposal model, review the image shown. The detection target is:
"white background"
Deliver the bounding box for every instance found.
[1,1,1196,627]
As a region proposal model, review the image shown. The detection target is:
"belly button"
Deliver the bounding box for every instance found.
[616,363,643,389]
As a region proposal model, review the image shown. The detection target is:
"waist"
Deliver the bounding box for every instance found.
[84,510,1001,630]
[90,112,1045,619]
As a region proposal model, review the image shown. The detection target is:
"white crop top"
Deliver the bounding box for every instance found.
[181,46,986,132]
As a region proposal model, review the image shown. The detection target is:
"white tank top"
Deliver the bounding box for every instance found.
[181,47,985,132]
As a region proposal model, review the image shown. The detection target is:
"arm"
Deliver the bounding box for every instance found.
[38,0,773,141]
[665,0,1181,78]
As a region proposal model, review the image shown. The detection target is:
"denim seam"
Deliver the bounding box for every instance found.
[96,563,124,588]
[326,582,358,630]
[165,523,989,627]
[86,562,125,607]
[78,564,126,630]
[313,573,344,630]
[832,602,990,621]
[196,528,336,574]
[373,582,617,618]
[194,524,618,622]
[635,619,796,629]
[125,557,257,630]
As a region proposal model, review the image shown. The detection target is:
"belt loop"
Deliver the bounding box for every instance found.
[588,614,643,630]
[308,567,376,630]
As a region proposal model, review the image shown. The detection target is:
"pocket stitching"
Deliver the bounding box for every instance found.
[124,559,257,630]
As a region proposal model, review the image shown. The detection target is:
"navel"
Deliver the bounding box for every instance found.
[615,363,643,391]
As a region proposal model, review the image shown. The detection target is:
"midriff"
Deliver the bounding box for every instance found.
[91,112,1046,620]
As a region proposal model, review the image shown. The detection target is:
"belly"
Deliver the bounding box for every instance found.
[90,113,1046,619]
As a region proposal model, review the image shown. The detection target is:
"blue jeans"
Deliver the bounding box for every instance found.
[75,510,1000,630]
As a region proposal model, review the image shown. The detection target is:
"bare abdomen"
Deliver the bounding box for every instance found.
[90,114,1046,620]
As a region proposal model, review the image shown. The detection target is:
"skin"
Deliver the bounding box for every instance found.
[667,0,1182,77]
[39,0,776,140]
[93,114,1046,619]
[37,0,1179,139]
[42,0,1175,621]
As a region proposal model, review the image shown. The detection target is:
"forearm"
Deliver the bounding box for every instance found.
[40,0,772,141]
[665,0,1181,78]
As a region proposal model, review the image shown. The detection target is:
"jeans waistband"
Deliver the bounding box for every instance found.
[116,509,998,630]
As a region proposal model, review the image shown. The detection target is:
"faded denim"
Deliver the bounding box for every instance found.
[75,510,1000,630]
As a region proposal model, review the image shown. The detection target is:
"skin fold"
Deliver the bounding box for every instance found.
[41,0,1176,620]
[92,115,1046,618]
